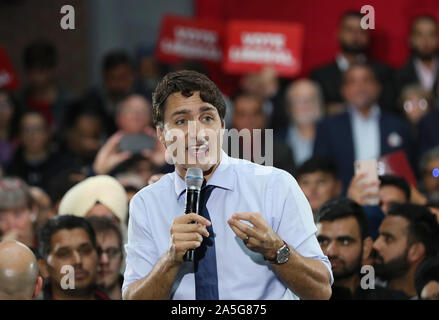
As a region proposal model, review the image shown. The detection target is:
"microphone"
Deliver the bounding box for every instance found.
[183,167,204,262]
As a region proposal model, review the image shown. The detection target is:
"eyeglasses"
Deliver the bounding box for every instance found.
[97,247,122,259]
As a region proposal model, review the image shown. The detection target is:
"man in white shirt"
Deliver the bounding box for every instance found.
[122,70,333,300]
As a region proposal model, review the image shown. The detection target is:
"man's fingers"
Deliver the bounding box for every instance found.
[113,151,132,164]
[227,218,264,241]
[103,131,124,152]
[228,223,247,240]
[172,232,204,242]
[231,212,265,229]
[171,223,209,237]
[176,213,211,226]
[174,241,201,252]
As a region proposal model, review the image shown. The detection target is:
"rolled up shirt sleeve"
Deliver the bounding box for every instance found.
[122,192,160,298]
[269,170,333,285]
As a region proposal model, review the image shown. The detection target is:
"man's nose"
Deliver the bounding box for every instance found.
[326,241,339,256]
[72,250,82,266]
[188,120,209,141]
[99,252,110,264]
[372,237,382,252]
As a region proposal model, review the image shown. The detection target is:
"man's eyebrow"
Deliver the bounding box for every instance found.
[53,245,70,252]
[379,231,394,238]
[170,109,191,118]
[199,105,216,113]
[170,105,216,118]
[336,236,356,242]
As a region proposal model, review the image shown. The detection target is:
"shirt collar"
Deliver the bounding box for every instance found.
[173,150,236,199]
[348,104,381,120]
[336,53,367,72]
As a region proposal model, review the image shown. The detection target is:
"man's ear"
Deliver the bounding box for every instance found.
[362,236,374,262]
[408,242,426,264]
[156,125,165,146]
[38,258,50,279]
[32,276,43,299]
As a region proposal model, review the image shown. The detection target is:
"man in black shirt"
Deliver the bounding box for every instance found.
[317,198,409,299]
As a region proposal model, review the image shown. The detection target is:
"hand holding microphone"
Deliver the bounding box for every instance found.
[167,168,211,264]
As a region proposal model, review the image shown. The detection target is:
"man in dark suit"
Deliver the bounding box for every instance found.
[313,63,412,192]
[396,15,439,97]
[311,11,395,115]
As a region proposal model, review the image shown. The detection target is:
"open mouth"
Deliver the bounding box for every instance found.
[187,144,209,157]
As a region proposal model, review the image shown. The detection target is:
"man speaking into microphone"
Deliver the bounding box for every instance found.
[122,70,333,300]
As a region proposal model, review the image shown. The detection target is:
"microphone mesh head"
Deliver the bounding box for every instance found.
[185,168,203,190]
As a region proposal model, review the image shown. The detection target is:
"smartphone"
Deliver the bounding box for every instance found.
[354,159,379,206]
[354,159,378,182]
[119,134,155,153]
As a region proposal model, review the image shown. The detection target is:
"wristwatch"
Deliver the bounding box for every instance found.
[266,241,290,264]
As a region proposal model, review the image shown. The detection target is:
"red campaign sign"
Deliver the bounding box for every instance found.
[222,20,304,77]
[155,14,224,64]
[0,47,19,91]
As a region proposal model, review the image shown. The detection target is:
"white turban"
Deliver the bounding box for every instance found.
[58,175,128,224]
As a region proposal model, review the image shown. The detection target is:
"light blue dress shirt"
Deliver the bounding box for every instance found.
[350,105,381,161]
[123,151,333,300]
[287,125,314,166]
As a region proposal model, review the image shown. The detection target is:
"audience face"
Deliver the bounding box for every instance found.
[379,185,408,215]
[298,171,341,213]
[373,215,412,281]
[68,114,102,158]
[104,64,134,99]
[338,16,369,55]
[116,94,152,134]
[233,95,265,132]
[286,80,322,126]
[86,203,120,226]
[410,18,438,60]
[0,207,35,247]
[401,93,430,125]
[422,156,439,200]
[317,216,371,282]
[420,280,439,300]
[96,230,122,292]
[341,66,381,110]
[27,67,54,89]
[139,56,160,82]
[29,186,55,233]
[45,227,97,296]
[240,67,279,100]
[20,113,50,155]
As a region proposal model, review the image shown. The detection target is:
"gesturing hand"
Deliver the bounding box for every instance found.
[168,213,211,265]
[93,131,132,175]
[227,212,284,261]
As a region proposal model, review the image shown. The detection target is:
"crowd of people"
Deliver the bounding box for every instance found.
[1,11,439,300]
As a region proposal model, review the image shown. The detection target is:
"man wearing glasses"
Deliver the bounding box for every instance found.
[87,216,124,300]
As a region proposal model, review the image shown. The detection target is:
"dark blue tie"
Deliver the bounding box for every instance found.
[194,184,219,300]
